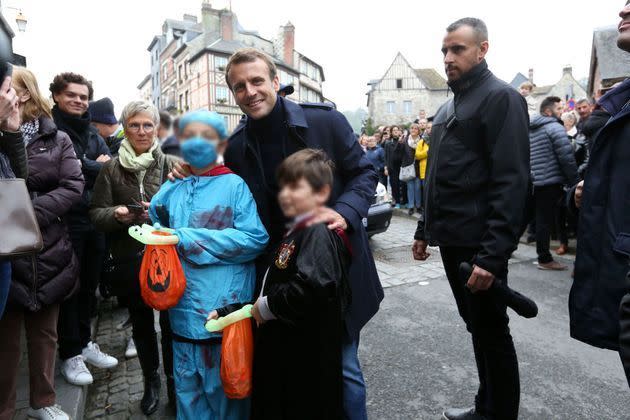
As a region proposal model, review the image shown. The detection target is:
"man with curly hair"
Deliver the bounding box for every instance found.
[50,72,118,387]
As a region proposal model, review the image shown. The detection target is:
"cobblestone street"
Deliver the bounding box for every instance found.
[84,303,173,420]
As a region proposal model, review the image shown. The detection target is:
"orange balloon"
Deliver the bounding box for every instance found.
[139,244,186,310]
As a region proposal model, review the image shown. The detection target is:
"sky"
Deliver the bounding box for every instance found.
[5,0,626,114]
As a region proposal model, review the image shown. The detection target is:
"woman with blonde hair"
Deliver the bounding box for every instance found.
[0,67,84,420]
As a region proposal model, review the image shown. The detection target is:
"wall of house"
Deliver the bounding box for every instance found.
[369,89,448,125]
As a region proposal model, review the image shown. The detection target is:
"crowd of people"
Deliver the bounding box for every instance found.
[0,44,383,420]
[0,6,628,420]
[360,118,431,216]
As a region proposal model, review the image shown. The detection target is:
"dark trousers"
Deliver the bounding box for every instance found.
[440,247,520,420]
[378,170,388,189]
[389,164,402,204]
[0,262,10,319]
[0,304,60,420]
[554,192,568,246]
[534,184,563,264]
[128,291,173,379]
[57,229,106,360]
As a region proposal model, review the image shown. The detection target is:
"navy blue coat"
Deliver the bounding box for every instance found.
[224,97,383,337]
[569,79,630,351]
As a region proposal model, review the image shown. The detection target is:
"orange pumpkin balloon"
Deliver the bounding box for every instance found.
[139,244,186,310]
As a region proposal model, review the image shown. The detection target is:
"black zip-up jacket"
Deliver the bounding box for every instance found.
[414,60,530,276]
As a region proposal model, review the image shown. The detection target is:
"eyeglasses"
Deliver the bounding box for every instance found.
[127,123,155,133]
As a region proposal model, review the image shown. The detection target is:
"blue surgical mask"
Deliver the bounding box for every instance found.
[180,136,218,169]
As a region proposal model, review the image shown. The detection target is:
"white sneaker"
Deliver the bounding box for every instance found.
[125,338,137,358]
[61,355,93,386]
[82,341,118,369]
[27,405,70,420]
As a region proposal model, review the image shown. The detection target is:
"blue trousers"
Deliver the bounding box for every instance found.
[173,340,249,420]
[0,262,10,319]
[406,178,423,209]
[342,331,367,420]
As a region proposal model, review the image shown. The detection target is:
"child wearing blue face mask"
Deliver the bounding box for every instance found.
[148,110,269,419]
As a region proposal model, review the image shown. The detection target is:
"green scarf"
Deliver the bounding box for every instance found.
[118,138,158,173]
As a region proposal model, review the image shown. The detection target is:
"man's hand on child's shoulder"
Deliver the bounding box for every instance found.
[168,161,192,181]
[307,207,348,231]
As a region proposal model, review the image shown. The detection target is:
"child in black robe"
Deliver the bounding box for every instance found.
[250,149,352,420]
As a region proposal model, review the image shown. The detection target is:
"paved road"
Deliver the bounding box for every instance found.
[84,215,629,419]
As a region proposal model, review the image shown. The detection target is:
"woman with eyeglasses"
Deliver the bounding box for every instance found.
[90,101,179,415]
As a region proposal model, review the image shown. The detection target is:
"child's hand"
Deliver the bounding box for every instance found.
[251,301,265,326]
[206,310,218,322]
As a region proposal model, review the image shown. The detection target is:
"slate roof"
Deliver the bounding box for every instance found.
[414,68,448,90]
[510,72,529,89]
[592,25,630,82]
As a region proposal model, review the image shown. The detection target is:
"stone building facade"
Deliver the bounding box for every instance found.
[366,53,449,126]
[530,66,587,105]
[140,1,325,132]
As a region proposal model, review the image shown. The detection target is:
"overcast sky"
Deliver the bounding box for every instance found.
[6,0,625,114]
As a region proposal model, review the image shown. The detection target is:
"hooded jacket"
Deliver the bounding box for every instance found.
[529,114,578,187]
[10,117,84,311]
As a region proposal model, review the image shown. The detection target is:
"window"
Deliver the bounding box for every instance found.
[216,86,229,103]
[185,91,189,111]
[403,100,412,114]
[215,56,228,70]
[280,71,295,86]
[386,101,396,114]
[162,63,168,81]
[396,79,403,89]
[178,64,183,83]
[178,94,183,111]
[184,62,189,79]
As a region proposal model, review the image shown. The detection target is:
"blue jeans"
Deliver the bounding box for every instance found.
[406,178,422,209]
[0,262,10,319]
[342,331,367,420]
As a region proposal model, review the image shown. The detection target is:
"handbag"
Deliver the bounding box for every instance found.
[399,162,416,182]
[0,178,43,259]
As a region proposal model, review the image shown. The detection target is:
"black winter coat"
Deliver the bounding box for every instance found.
[0,130,28,179]
[10,117,84,311]
[224,97,382,337]
[253,223,350,419]
[415,60,530,276]
[569,79,630,351]
[52,106,111,231]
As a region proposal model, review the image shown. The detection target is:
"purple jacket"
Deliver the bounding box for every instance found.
[10,117,84,311]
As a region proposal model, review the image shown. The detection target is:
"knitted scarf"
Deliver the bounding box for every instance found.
[118,138,158,188]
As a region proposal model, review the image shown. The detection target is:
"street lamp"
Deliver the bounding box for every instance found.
[14,11,26,32]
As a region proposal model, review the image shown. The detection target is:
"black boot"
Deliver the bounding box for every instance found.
[442,407,488,420]
[141,371,161,415]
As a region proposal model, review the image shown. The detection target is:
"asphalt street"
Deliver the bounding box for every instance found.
[363,215,629,420]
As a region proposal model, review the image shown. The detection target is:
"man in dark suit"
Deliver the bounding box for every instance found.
[173,47,383,419]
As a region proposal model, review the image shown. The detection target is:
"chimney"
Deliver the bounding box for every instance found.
[528,68,534,84]
[201,1,220,33]
[183,14,197,24]
[220,10,233,41]
[282,22,295,66]
[563,65,572,75]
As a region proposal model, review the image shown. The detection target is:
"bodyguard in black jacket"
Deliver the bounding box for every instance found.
[413,18,529,420]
